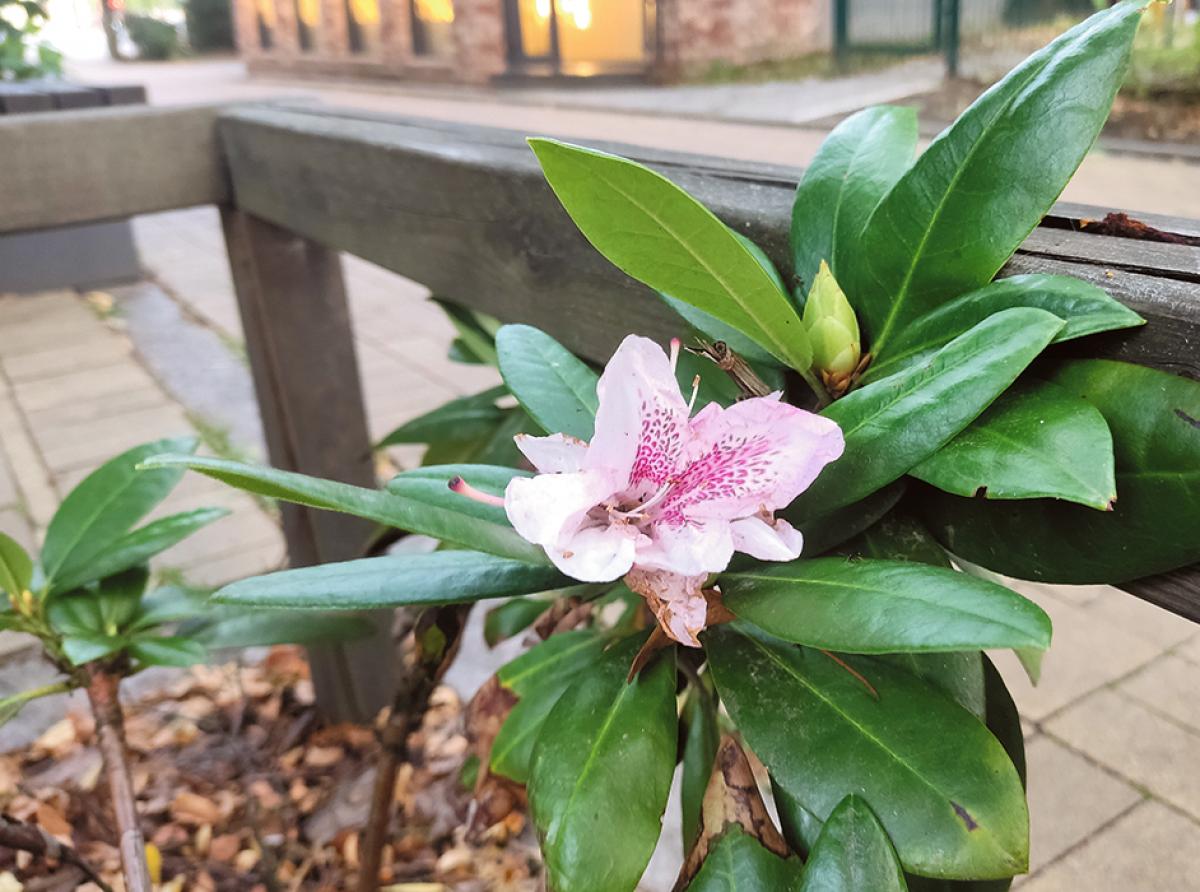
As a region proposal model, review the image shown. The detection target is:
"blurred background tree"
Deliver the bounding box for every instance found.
[0,0,62,79]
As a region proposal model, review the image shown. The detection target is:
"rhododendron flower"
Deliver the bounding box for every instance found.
[502,335,844,646]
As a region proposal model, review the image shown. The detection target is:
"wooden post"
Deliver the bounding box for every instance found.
[220,208,395,723]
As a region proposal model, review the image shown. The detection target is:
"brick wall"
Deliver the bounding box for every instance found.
[232,0,829,84]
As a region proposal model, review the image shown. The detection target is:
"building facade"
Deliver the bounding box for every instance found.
[232,0,829,84]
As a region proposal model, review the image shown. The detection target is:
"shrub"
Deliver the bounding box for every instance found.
[184,0,234,52]
[125,13,179,61]
[0,0,61,80]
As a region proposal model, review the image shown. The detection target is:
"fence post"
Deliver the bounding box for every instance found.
[219,207,395,723]
[943,0,961,79]
[832,0,849,69]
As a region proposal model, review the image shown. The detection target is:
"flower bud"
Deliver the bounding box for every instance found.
[803,261,862,396]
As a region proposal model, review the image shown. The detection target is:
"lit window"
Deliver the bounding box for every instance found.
[411,0,455,56]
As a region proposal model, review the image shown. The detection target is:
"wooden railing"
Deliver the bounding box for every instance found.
[3,101,1198,718]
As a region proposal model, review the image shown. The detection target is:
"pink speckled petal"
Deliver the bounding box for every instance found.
[730,515,804,562]
[504,469,617,550]
[514,432,588,474]
[663,394,844,522]
[586,335,690,492]
[635,517,735,577]
[625,567,709,647]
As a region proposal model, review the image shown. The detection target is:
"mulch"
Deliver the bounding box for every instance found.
[0,648,540,891]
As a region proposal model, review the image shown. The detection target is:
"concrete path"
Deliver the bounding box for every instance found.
[2,57,1197,889]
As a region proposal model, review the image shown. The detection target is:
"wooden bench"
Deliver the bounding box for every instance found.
[2,102,1196,718]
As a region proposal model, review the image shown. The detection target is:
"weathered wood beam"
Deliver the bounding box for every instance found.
[0,104,230,233]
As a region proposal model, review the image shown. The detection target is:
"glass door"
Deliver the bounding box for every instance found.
[505,0,651,74]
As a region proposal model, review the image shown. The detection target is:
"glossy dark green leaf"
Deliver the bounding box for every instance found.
[62,634,124,666]
[212,551,566,610]
[128,635,207,667]
[140,455,546,564]
[375,385,508,449]
[793,309,1064,517]
[0,531,32,599]
[784,481,907,558]
[689,824,804,892]
[721,558,1050,654]
[843,510,952,567]
[130,585,207,631]
[922,360,1200,583]
[798,795,907,892]
[49,507,229,596]
[46,591,104,636]
[496,324,599,441]
[681,682,719,852]
[96,565,149,635]
[911,380,1116,509]
[707,627,1028,879]
[437,299,499,366]
[192,611,374,648]
[866,275,1144,383]
[530,138,812,373]
[42,437,198,585]
[791,105,918,292]
[491,630,611,783]
[853,2,1143,353]
[530,637,677,892]
[484,597,550,647]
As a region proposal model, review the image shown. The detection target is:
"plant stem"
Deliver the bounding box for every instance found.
[357,606,469,892]
[85,667,152,892]
[0,814,114,892]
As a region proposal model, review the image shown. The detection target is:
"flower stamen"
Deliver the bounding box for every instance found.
[669,337,681,374]
[448,476,506,507]
[686,374,701,415]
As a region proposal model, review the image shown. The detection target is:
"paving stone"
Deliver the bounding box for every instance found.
[0,443,19,508]
[14,361,160,413]
[1178,635,1200,666]
[2,336,132,383]
[37,404,192,474]
[176,537,288,588]
[151,491,281,569]
[0,631,36,660]
[0,507,35,552]
[1080,586,1196,650]
[1023,735,1142,874]
[1020,801,1200,891]
[1119,654,1200,734]
[24,385,170,432]
[1046,688,1200,821]
[0,394,58,527]
[991,587,1161,722]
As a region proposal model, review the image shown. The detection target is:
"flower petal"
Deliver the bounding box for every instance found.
[663,394,844,521]
[635,517,734,577]
[626,567,709,647]
[587,335,690,493]
[730,515,804,562]
[547,523,642,582]
[514,432,588,473]
[504,470,616,549]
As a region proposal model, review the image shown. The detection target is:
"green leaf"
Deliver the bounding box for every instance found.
[212,551,566,610]
[375,386,508,449]
[46,590,104,636]
[681,683,719,852]
[784,481,907,558]
[853,1,1144,354]
[529,636,677,892]
[484,597,550,647]
[910,380,1116,509]
[922,360,1200,583]
[130,585,208,631]
[496,324,599,441]
[721,558,1051,654]
[791,105,918,292]
[798,795,908,892]
[62,634,125,666]
[842,511,952,567]
[41,437,199,586]
[0,531,32,599]
[128,635,208,667]
[139,455,546,564]
[690,825,804,892]
[437,299,499,366]
[491,630,612,782]
[707,627,1028,879]
[50,507,230,596]
[866,275,1144,383]
[529,138,812,374]
[96,565,149,635]
[793,309,1064,517]
[0,683,71,729]
[191,611,374,648]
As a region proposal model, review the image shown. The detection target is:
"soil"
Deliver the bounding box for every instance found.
[0,648,539,891]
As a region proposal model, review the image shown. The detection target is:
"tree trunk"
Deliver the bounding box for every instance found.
[99,0,123,61]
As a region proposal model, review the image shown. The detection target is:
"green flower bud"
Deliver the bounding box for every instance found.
[803,261,861,378]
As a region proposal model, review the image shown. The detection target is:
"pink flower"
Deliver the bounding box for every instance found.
[503,335,844,646]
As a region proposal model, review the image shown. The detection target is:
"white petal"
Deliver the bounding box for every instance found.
[547,523,641,582]
[503,470,615,548]
[626,567,709,647]
[515,432,588,473]
[730,516,804,562]
[635,518,734,577]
